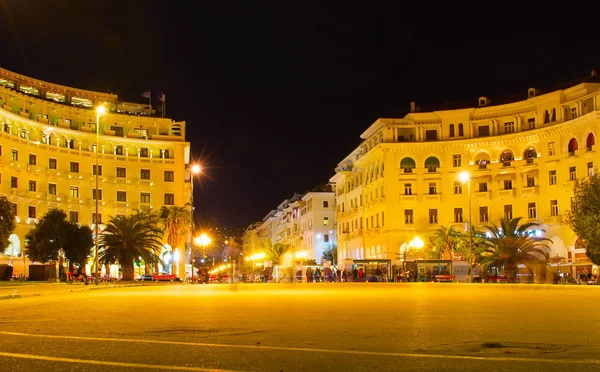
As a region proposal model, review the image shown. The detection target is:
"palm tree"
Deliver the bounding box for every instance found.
[268,243,291,265]
[160,206,190,275]
[99,211,164,281]
[429,226,464,260]
[478,217,551,283]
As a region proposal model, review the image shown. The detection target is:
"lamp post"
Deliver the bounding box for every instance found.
[194,233,211,283]
[458,170,473,283]
[94,104,106,286]
[189,164,201,279]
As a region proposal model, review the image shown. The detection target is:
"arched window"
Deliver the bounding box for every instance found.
[458,123,464,136]
[500,150,514,166]
[475,152,491,169]
[568,138,578,154]
[586,133,595,149]
[424,156,440,172]
[524,148,537,164]
[400,157,416,173]
[449,124,455,137]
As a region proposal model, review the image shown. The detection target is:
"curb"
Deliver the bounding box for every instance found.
[0,282,150,301]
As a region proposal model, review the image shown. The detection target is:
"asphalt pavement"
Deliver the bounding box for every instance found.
[0,282,599,371]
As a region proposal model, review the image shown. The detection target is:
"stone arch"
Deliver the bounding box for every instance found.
[6,234,20,256]
[103,142,114,155]
[127,144,138,157]
[499,149,515,164]
[376,245,382,258]
[474,151,491,167]
[449,123,455,137]
[522,145,538,162]
[567,137,578,153]
[585,132,596,149]
[548,236,567,259]
[424,156,440,171]
[359,247,364,259]
[370,246,376,259]
[355,248,359,259]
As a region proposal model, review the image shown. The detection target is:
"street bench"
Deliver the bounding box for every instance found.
[435,275,455,282]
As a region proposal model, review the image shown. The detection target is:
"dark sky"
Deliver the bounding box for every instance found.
[1,2,599,228]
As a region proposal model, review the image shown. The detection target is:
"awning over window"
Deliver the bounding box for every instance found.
[424,156,440,168]
[400,157,416,169]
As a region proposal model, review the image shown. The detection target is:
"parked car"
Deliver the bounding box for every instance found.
[152,273,180,282]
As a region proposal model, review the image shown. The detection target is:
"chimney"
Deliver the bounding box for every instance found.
[592,69,597,77]
[410,101,416,113]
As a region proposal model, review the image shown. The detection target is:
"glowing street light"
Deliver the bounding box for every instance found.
[189,163,202,278]
[94,103,106,286]
[193,233,211,282]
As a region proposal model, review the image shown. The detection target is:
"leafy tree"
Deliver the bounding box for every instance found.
[99,212,164,281]
[160,206,190,274]
[566,172,600,266]
[0,196,16,253]
[429,226,464,260]
[25,209,93,265]
[321,244,338,265]
[268,243,291,265]
[478,217,551,283]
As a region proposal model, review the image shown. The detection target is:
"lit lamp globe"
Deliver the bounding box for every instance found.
[458,171,471,183]
[191,164,201,174]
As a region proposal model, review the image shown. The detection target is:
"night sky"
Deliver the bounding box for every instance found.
[1,2,599,228]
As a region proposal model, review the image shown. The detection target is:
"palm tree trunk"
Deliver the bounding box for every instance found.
[504,263,517,283]
[122,263,134,281]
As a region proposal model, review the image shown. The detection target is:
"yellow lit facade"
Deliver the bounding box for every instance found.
[0,67,191,276]
[331,72,600,277]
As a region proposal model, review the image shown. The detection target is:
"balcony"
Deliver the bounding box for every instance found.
[424,194,441,202]
[542,215,563,224]
[400,194,417,202]
[498,189,515,199]
[473,191,491,199]
[521,186,539,196]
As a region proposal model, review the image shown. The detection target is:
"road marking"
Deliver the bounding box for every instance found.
[1,331,599,365]
[0,351,247,371]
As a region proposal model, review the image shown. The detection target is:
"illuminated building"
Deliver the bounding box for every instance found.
[330,71,600,278]
[0,67,191,277]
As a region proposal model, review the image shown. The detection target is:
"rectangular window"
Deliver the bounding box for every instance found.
[570,166,577,181]
[323,217,329,226]
[526,175,535,187]
[453,182,462,194]
[588,162,594,177]
[115,145,124,156]
[140,192,150,204]
[382,212,384,227]
[70,162,79,173]
[116,167,126,178]
[93,164,102,176]
[404,209,414,225]
[425,130,437,141]
[28,180,36,192]
[549,170,557,185]
[429,182,437,195]
[10,176,17,188]
[140,147,149,158]
[11,203,17,216]
[548,142,555,156]
[92,213,102,225]
[70,186,79,198]
[117,191,127,202]
[528,118,536,129]
[528,202,537,219]
[11,149,18,161]
[454,208,463,223]
[324,234,329,243]
[28,154,36,165]
[164,170,174,182]
[504,121,515,133]
[478,125,490,137]
[404,183,412,195]
[429,209,438,224]
[49,158,57,169]
[504,205,513,219]
[69,211,79,223]
[48,183,57,195]
[504,180,512,190]
[164,193,175,205]
[92,189,102,200]
[140,169,150,179]
[163,149,171,159]
[479,182,488,192]
[550,200,559,216]
[452,154,462,167]
[480,206,489,223]
[28,206,36,219]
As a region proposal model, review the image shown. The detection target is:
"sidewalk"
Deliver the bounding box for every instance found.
[0,281,146,300]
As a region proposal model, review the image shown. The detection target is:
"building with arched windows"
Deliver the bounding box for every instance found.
[0,67,191,278]
[330,71,600,280]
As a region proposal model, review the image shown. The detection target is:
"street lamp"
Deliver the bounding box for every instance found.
[189,164,201,279]
[194,233,211,283]
[458,170,473,283]
[94,104,106,286]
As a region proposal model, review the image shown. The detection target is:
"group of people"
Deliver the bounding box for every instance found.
[68,265,88,284]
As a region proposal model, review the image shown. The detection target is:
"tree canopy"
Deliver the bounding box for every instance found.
[0,196,16,253]
[566,172,600,265]
[25,209,93,264]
